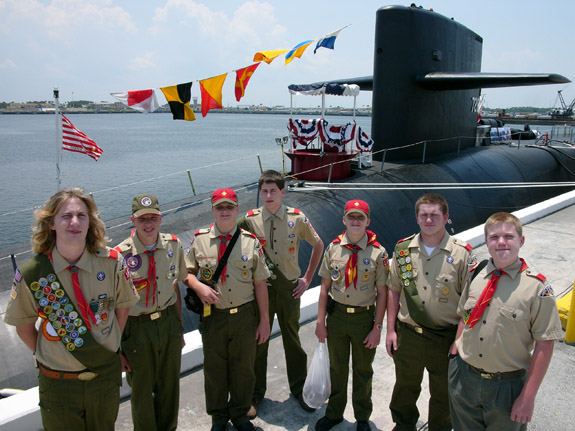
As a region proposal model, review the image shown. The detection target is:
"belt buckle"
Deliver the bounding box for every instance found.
[346,307,355,314]
[229,308,238,314]
[78,371,97,381]
[414,326,423,334]
[480,372,495,379]
[150,311,161,320]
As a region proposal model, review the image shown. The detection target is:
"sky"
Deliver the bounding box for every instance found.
[1,0,574,110]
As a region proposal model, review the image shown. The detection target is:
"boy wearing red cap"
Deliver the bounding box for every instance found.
[315,200,389,431]
[185,188,270,431]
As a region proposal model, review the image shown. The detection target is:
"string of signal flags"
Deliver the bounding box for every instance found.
[110,26,348,122]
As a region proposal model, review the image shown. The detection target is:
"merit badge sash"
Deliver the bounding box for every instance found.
[19,254,121,386]
[394,239,455,335]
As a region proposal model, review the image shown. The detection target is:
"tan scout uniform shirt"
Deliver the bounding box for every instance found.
[456,258,563,372]
[244,205,321,280]
[185,225,270,309]
[319,232,389,307]
[4,247,139,372]
[115,231,187,316]
[389,232,471,327]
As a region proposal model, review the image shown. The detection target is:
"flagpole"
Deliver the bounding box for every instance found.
[54,87,62,191]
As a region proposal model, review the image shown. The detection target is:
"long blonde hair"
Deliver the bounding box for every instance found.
[31,188,107,254]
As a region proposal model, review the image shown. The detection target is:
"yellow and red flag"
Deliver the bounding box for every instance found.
[253,49,289,64]
[235,63,260,102]
[199,73,227,117]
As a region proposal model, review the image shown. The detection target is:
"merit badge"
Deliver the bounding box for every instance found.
[47,294,56,302]
[39,278,48,287]
[52,302,60,310]
[241,255,248,262]
[141,196,152,207]
[70,331,78,339]
[51,282,60,290]
[331,269,342,282]
[67,343,76,351]
[69,311,78,320]
[60,297,69,305]
[363,258,370,265]
[540,285,555,297]
[201,268,213,281]
[55,289,65,298]
[126,254,142,271]
[167,250,173,257]
[288,221,295,228]
[34,290,44,299]
[271,274,277,280]
[74,318,83,327]
[39,297,49,307]
[43,286,51,295]
[446,256,454,264]
[30,282,40,291]
[405,256,411,264]
[47,274,56,283]
[62,335,71,344]
[97,271,106,281]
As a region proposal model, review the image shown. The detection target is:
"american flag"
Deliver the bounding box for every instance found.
[61,114,103,161]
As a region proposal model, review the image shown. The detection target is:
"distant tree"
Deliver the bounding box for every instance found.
[67,100,94,108]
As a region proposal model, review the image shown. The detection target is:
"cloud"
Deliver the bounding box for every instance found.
[128,51,158,71]
[0,58,17,69]
[1,0,137,41]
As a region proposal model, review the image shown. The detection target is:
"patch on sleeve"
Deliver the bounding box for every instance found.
[10,285,18,299]
[539,285,555,297]
[14,268,22,283]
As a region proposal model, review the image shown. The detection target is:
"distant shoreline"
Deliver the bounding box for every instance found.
[0,108,372,117]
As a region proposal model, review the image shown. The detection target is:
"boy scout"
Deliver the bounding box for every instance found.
[315,200,389,431]
[448,212,563,431]
[238,169,323,416]
[386,193,471,431]
[4,188,138,431]
[185,188,271,431]
[115,194,187,431]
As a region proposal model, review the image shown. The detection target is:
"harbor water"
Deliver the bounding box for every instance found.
[0,112,371,250]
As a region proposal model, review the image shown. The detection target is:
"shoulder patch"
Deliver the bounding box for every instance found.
[464,243,472,251]
[535,273,546,282]
[97,247,119,259]
[247,209,257,217]
[539,285,555,297]
[113,245,124,254]
[163,233,178,242]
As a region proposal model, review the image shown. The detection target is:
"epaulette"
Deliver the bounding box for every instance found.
[453,237,472,251]
[113,245,125,254]
[96,247,119,259]
[397,234,416,243]
[332,233,344,244]
[286,207,301,215]
[241,229,258,238]
[161,233,178,242]
[526,269,546,283]
[246,209,260,217]
[194,228,210,236]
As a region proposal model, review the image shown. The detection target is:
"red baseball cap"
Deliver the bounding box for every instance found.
[344,199,370,218]
[212,188,238,207]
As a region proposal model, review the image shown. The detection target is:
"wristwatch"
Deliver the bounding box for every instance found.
[374,323,383,331]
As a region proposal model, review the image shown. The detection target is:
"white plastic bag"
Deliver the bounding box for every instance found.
[302,341,331,409]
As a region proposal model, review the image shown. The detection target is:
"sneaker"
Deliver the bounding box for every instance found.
[315,416,343,431]
[247,397,262,419]
[295,392,316,412]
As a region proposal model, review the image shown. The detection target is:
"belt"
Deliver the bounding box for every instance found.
[468,363,525,380]
[398,320,455,343]
[333,302,372,314]
[213,301,253,315]
[130,305,174,321]
[38,364,98,381]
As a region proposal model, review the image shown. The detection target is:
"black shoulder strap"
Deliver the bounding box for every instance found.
[470,259,489,283]
[213,228,241,283]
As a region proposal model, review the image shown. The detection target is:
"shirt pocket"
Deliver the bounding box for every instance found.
[497,305,530,340]
[231,256,253,281]
[329,262,346,291]
[358,256,377,284]
[435,273,457,298]
[197,257,217,282]
[165,259,179,281]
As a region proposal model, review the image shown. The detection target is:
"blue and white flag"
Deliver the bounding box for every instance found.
[314,26,347,54]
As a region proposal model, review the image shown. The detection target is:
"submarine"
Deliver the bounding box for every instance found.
[1,4,574,395]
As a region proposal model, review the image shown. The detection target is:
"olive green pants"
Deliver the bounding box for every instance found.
[253,280,307,399]
[122,305,183,431]
[38,372,119,431]
[390,322,454,431]
[201,302,258,426]
[325,306,376,422]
